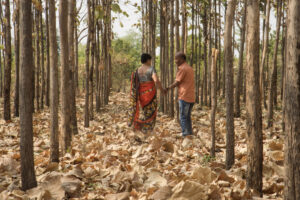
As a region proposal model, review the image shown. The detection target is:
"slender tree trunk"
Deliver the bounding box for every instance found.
[40,0,45,110]
[68,0,78,135]
[84,0,91,127]
[0,5,3,98]
[170,0,174,118]
[203,6,208,106]
[35,8,40,111]
[19,0,37,190]
[245,0,263,195]
[89,0,95,120]
[234,0,247,117]
[260,0,270,109]
[45,0,50,107]
[267,0,282,128]
[211,48,218,157]
[284,1,300,199]
[224,0,236,170]
[280,8,285,101]
[4,0,12,121]
[59,0,72,152]
[49,0,59,162]
[160,0,165,112]
[181,0,186,52]
[14,0,20,117]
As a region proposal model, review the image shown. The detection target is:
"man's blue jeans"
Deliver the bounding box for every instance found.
[179,100,194,136]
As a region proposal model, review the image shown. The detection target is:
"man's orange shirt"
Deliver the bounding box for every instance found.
[175,62,195,103]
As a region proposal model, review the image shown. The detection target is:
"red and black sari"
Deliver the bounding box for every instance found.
[128,70,157,132]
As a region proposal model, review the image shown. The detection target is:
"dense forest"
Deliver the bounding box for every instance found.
[0,0,299,199]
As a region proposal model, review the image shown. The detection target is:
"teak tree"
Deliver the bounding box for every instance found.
[284,0,300,199]
[19,0,37,191]
[245,0,263,195]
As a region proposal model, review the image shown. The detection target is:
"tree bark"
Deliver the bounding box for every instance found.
[19,0,37,190]
[68,0,78,135]
[14,0,20,117]
[245,0,263,195]
[224,0,236,170]
[234,0,247,118]
[49,0,59,162]
[35,8,40,111]
[260,0,270,109]
[170,0,175,118]
[283,0,300,199]
[4,0,12,121]
[181,0,186,53]
[59,0,72,152]
[40,0,45,109]
[267,0,282,128]
[211,48,218,157]
[45,0,50,107]
[84,0,91,127]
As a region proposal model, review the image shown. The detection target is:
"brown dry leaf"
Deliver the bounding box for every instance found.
[144,171,168,189]
[105,192,130,200]
[170,180,208,200]
[190,166,212,185]
[149,186,172,200]
[269,141,283,151]
[217,170,235,183]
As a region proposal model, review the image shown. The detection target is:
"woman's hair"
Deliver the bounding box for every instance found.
[141,53,152,64]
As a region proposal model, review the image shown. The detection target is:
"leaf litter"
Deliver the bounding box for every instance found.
[0,92,284,199]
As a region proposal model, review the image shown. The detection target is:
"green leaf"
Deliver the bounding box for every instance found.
[111,3,122,13]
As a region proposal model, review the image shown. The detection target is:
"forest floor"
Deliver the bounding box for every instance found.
[0,92,285,200]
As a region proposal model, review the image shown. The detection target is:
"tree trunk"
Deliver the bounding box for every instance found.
[0,5,3,98]
[45,0,50,107]
[267,0,282,128]
[245,0,263,195]
[211,48,218,157]
[68,0,78,135]
[35,8,40,111]
[224,0,236,170]
[203,6,208,106]
[4,0,12,121]
[284,1,300,199]
[89,0,95,120]
[19,0,37,190]
[181,0,186,52]
[260,0,270,109]
[84,0,91,127]
[170,0,175,118]
[280,7,285,101]
[49,0,59,162]
[59,0,72,152]
[234,0,247,117]
[14,0,20,117]
[40,0,45,110]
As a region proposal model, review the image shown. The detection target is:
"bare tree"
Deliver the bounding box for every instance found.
[59,0,72,152]
[224,0,236,170]
[49,0,59,162]
[19,0,37,190]
[245,0,263,195]
[283,0,300,199]
[4,0,12,121]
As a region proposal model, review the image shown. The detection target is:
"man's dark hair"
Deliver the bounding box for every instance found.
[141,53,152,64]
[175,52,186,61]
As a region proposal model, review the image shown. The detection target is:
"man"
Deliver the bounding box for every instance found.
[167,52,195,136]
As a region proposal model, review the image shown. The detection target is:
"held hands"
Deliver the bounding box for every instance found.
[162,87,170,95]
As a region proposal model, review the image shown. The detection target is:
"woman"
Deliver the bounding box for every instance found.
[128,53,165,133]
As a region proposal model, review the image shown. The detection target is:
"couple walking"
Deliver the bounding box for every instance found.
[128,52,195,137]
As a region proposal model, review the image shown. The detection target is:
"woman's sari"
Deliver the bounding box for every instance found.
[128,70,157,132]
